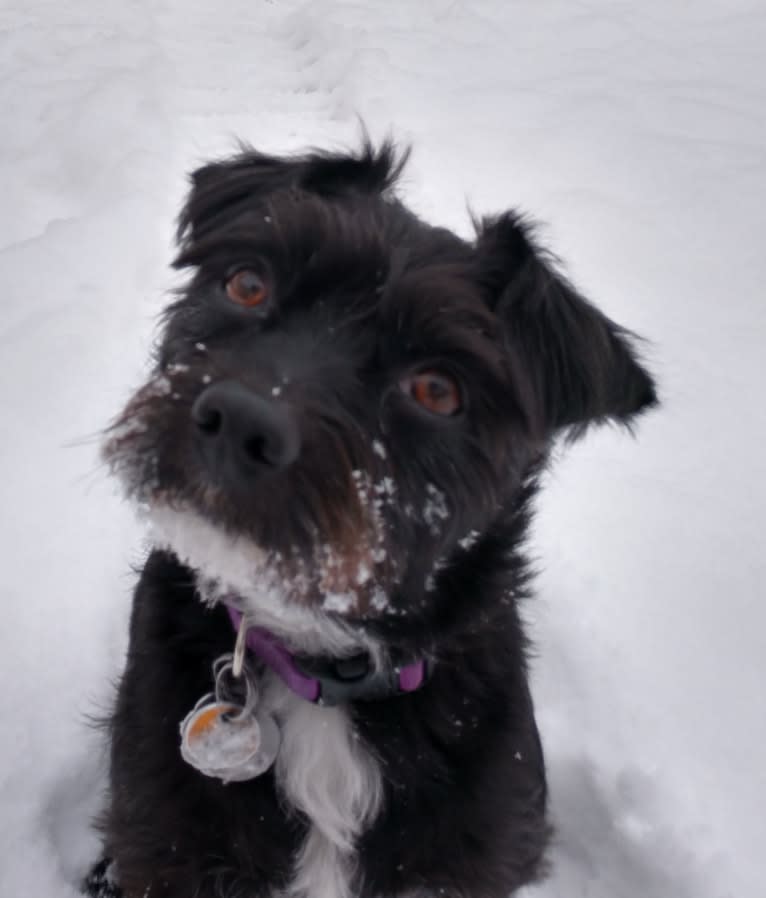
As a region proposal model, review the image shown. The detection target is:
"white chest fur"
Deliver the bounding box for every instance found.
[262,675,383,898]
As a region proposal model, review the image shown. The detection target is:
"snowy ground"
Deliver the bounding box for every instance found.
[1,1,764,896]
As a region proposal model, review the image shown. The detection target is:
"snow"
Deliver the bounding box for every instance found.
[458,530,481,552]
[423,483,450,533]
[1,1,764,897]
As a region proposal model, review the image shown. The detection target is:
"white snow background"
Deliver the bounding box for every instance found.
[1,1,764,896]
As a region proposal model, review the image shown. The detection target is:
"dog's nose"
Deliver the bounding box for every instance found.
[192,380,300,479]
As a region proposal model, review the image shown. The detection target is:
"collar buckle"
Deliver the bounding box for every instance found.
[294,653,427,707]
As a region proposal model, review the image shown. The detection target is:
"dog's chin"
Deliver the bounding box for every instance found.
[142,502,389,655]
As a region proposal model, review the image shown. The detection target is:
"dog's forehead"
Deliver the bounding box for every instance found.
[253,190,490,308]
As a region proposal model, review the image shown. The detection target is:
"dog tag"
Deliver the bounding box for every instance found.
[180,696,280,783]
[180,634,280,783]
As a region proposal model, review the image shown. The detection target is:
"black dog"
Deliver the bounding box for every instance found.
[94,140,656,898]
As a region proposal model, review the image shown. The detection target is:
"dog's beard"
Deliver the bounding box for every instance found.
[145,501,392,617]
[144,504,387,655]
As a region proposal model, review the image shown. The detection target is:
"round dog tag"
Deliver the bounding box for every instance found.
[180,697,280,783]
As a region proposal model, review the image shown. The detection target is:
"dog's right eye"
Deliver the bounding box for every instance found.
[401,370,463,417]
[225,270,269,308]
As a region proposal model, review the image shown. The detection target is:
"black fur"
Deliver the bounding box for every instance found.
[94,139,656,898]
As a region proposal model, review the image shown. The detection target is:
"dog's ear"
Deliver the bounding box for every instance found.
[477,212,657,439]
[176,139,408,251]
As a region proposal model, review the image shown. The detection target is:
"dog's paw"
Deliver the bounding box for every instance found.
[82,858,123,898]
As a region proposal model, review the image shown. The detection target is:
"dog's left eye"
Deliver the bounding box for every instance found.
[401,370,463,416]
[225,269,269,307]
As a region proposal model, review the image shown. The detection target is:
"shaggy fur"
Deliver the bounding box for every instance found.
[92,139,656,898]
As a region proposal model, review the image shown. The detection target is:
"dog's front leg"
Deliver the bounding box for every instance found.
[95,549,300,898]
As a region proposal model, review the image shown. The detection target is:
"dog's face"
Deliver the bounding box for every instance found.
[103,142,655,625]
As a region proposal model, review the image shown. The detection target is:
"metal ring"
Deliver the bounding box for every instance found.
[213,656,258,718]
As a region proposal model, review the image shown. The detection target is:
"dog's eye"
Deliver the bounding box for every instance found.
[225,270,269,307]
[401,370,462,416]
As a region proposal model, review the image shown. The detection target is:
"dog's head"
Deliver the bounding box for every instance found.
[104,140,655,629]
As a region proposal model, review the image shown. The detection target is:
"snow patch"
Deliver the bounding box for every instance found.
[423,483,450,534]
[458,530,480,551]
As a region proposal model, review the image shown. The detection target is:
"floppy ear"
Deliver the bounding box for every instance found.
[477,213,657,438]
[176,139,408,252]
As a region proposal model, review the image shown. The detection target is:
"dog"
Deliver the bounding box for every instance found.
[90,139,656,898]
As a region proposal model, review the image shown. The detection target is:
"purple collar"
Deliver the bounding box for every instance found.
[226,606,427,707]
